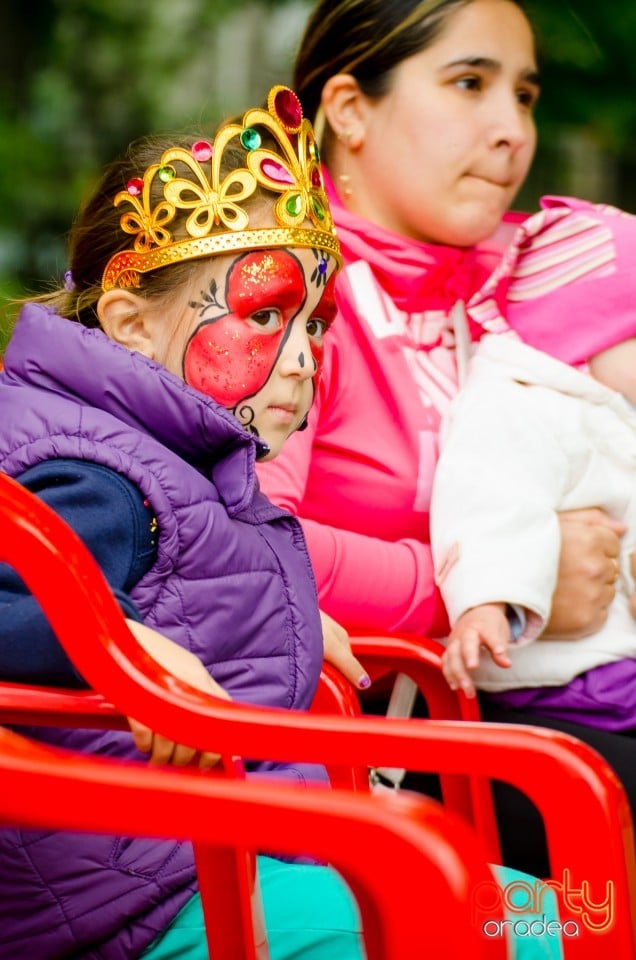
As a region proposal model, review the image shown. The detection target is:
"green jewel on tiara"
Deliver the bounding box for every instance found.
[101,85,341,292]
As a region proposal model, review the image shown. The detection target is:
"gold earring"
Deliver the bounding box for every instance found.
[337,130,353,201]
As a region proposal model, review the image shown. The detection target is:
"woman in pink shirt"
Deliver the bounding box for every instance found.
[258,0,636,876]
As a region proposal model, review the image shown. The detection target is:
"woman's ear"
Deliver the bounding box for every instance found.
[97,290,155,358]
[321,74,366,149]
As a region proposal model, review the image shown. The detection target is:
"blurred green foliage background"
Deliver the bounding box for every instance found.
[2,0,636,351]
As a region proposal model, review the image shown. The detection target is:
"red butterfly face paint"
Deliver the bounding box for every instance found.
[183,245,337,458]
[307,270,337,385]
[184,249,308,407]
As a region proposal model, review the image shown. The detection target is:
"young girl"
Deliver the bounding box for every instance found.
[0,85,371,960]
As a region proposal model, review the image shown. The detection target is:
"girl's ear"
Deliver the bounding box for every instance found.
[321,74,366,149]
[97,290,155,358]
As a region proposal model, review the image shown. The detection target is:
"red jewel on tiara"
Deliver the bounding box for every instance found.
[272,87,302,132]
[192,140,213,162]
[126,178,144,196]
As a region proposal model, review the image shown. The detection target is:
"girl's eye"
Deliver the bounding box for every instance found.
[306,317,329,340]
[249,308,282,331]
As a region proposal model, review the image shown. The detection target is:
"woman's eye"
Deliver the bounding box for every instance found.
[249,309,282,331]
[455,75,481,92]
[517,87,538,109]
[306,317,328,339]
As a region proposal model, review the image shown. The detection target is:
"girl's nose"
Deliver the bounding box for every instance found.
[278,321,315,380]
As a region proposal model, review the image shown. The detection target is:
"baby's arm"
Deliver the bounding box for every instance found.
[587,338,636,405]
[441,603,512,698]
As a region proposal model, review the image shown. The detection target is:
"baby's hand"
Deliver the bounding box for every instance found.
[441,603,512,699]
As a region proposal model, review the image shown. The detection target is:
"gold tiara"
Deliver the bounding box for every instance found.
[101,85,341,291]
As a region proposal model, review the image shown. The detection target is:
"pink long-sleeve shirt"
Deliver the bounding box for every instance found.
[258,175,519,634]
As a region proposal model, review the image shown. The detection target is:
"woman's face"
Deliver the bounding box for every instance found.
[153,245,338,459]
[348,0,539,245]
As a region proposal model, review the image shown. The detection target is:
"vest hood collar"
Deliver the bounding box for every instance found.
[5,304,267,512]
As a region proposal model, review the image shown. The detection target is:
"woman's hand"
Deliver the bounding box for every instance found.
[630,555,636,620]
[125,619,231,769]
[320,610,371,690]
[548,509,625,639]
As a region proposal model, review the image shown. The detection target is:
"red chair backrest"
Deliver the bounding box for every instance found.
[347,630,502,858]
[0,723,509,960]
[0,470,635,958]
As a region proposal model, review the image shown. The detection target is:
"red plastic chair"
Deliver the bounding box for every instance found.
[316,630,502,859]
[0,722,508,960]
[0,470,635,958]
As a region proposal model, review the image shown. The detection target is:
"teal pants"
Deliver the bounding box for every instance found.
[143,856,563,960]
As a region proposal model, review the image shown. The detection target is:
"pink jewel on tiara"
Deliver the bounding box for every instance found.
[126,178,144,196]
[273,87,302,131]
[260,158,294,184]
[192,140,213,162]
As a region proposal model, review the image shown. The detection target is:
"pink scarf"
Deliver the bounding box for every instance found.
[324,170,522,314]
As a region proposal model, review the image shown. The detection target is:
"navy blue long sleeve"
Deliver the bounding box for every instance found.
[0,459,157,686]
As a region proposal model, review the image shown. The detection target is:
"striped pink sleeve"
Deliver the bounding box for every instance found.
[469,195,636,366]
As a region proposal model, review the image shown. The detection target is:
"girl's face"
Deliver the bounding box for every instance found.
[155,246,338,459]
[347,0,539,245]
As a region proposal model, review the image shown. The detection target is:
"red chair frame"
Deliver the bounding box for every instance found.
[0,723,508,960]
[328,630,502,858]
[0,470,635,958]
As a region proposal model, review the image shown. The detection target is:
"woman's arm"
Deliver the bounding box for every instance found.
[303,516,449,635]
[259,423,449,636]
[262,403,623,643]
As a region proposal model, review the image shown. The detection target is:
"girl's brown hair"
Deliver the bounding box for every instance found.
[31,134,264,328]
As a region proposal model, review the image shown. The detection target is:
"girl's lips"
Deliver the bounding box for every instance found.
[267,404,297,425]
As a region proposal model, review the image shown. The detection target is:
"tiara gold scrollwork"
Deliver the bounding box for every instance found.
[101,85,341,292]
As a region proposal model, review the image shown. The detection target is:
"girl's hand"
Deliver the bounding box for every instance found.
[125,619,231,769]
[320,610,371,691]
[442,603,511,699]
[548,509,624,639]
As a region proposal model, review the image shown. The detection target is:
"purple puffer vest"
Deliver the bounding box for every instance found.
[0,305,325,959]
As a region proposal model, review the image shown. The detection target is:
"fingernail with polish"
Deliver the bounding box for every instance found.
[358,673,372,689]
